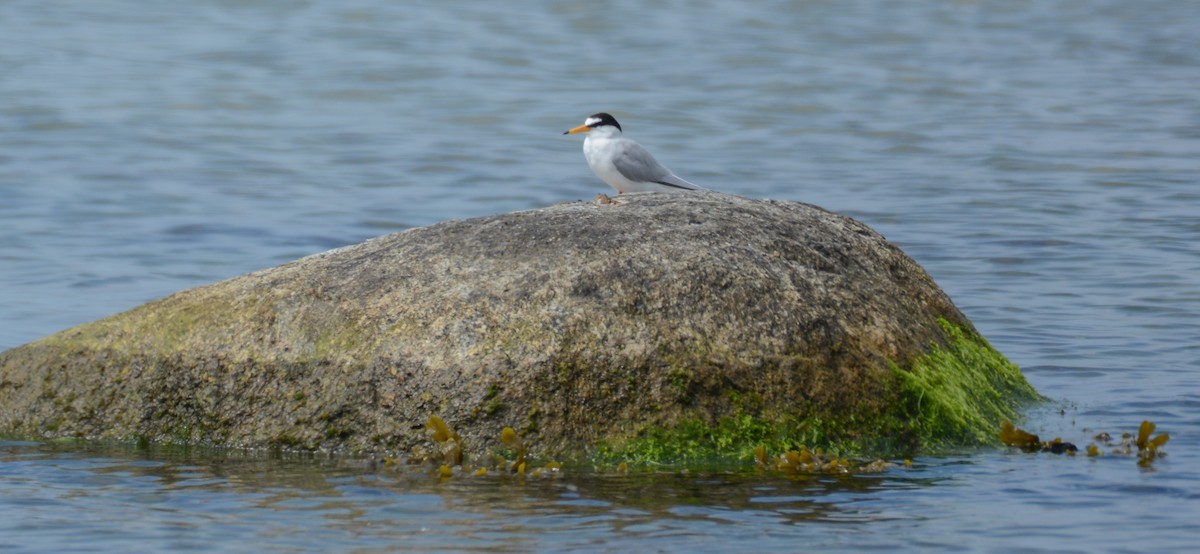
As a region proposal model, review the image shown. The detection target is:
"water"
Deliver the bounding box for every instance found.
[2,0,1199,551]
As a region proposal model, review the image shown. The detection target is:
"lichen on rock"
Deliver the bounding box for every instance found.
[0,192,1041,462]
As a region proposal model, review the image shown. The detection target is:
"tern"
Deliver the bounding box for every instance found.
[564,113,705,194]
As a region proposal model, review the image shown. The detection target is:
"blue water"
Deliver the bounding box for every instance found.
[2,0,1199,551]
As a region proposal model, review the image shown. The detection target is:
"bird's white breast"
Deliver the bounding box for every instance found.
[582,133,639,193]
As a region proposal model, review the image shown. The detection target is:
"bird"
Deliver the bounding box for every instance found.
[563,112,705,194]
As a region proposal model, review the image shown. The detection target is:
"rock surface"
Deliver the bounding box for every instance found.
[0,192,1033,458]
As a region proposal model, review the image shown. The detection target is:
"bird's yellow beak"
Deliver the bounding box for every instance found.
[563,124,591,135]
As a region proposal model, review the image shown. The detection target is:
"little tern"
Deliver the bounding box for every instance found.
[564,113,705,194]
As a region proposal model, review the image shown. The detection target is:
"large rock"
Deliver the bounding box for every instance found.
[0,192,1039,459]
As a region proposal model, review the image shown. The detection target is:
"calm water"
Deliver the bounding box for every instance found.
[2,0,1199,551]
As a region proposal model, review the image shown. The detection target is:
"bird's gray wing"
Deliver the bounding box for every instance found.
[613,140,704,190]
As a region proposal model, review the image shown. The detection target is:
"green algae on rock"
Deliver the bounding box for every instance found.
[595,319,1043,465]
[0,192,1040,462]
[893,320,1044,450]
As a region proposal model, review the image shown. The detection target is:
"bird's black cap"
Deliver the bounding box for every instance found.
[586,112,622,132]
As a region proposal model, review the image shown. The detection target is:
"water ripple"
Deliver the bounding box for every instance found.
[2,0,1200,551]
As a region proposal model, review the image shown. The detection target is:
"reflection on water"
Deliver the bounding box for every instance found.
[0,441,945,552]
[2,0,1199,551]
[3,435,1196,552]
